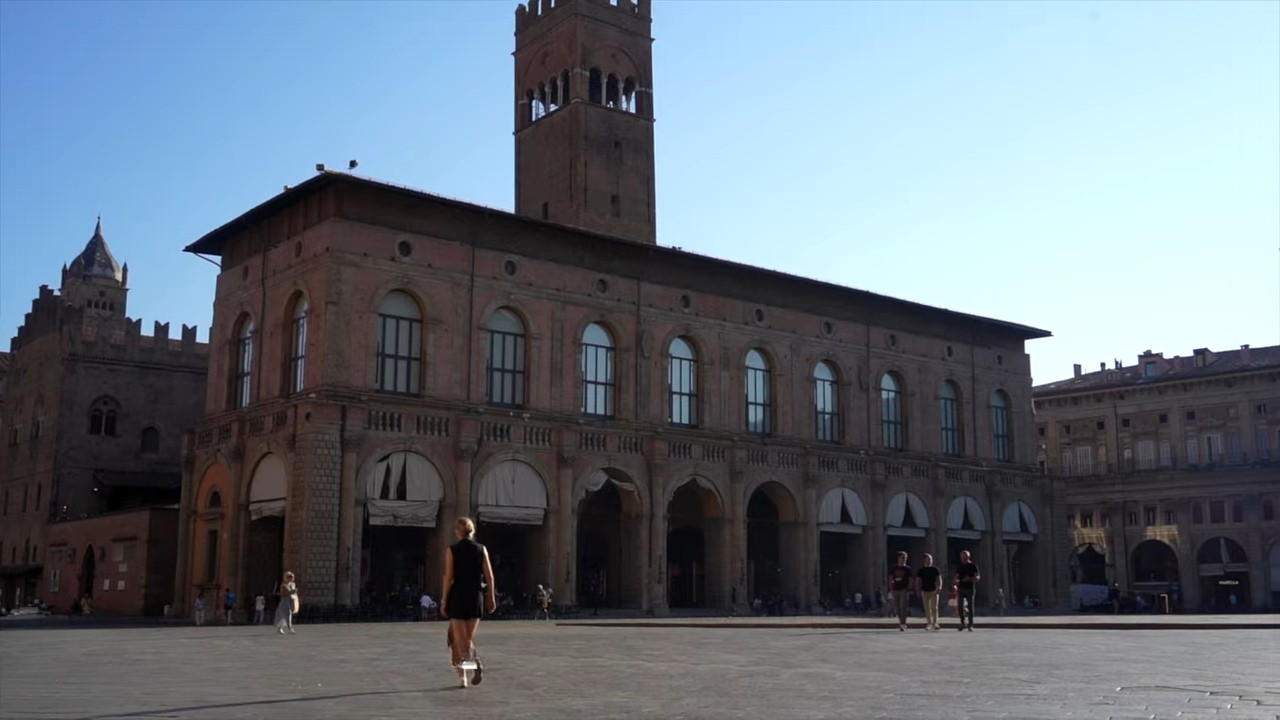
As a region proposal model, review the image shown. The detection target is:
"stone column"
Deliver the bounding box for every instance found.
[1108,502,1130,590]
[172,443,197,617]
[649,486,667,616]
[728,461,746,608]
[226,441,248,611]
[334,440,358,606]
[555,449,575,604]
[802,479,818,609]
[294,422,342,605]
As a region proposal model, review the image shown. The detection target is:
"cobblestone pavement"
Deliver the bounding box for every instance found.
[1,621,1276,719]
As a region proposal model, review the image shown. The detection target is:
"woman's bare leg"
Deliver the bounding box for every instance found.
[449,620,466,667]
[460,618,480,660]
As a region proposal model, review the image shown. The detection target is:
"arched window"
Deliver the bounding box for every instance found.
[289,296,308,394]
[234,317,255,409]
[140,426,160,454]
[991,390,1012,462]
[486,308,526,408]
[814,361,839,443]
[940,380,962,456]
[668,338,697,427]
[547,76,559,111]
[880,373,904,450]
[207,489,223,509]
[88,397,120,437]
[525,88,537,123]
[745,349,771,435]
[588,67,603,104]
[581,323,615,418]
[561,69,570,103]
[605,73,620,108]
[375,291,422,395]
[622,76,637,113]
[536,82,547,119]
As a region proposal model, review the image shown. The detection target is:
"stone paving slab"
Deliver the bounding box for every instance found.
[0,622,1276,719]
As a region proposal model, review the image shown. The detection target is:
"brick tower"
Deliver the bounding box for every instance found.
[513,0,656,245]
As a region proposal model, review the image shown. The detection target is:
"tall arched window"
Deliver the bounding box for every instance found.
[991,390,1012,462]
[581,323,615,418]
[234,318,254,409]
[289,297,308,394]
[588,67,603,104]
[486,308,526,408]
[880,373,904,450]
[940,380,962,456]
[668,338,698,427]
[814,361,839,443]
[375,291,422,395]
[745,349,771,435]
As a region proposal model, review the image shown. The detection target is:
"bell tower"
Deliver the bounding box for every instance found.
[513,0,656,245]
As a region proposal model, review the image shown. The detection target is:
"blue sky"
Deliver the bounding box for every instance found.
[1,0,1276,384]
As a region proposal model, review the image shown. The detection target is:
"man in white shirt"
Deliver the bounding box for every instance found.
[253,594,266,624]
[420,593,437,621]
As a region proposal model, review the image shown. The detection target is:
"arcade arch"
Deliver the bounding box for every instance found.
[1196,536,1250,611]
[474,459,549,605]
[245,454,287,603]
[666,478,725,609]
[746,481,800,605]
[817,487,867,605]
[575,469,644,609]
[886,491,930,573]
[946,496,986,577]
[360,451,445,606]
[1001,500,1041,604]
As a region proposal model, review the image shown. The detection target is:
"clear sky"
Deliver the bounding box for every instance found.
[1,0,1276,385]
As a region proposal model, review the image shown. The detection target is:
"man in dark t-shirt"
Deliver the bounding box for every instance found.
[887,552,913,631]
[954,550,981,631]
[917,554,942,631]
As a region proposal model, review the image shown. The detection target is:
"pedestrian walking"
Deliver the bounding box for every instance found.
[274,572,298,634]
[534,583,553,621]
[223,589,236,625]
[420,592,438,621]
[441,517,497,688]
[887,551,913,631]
[917,553,942,631]
[194,593,206,626]
[253,593,266,625]
[954,550,981,631]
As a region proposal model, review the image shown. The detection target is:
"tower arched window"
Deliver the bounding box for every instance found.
[88,397,121,437]
[588,67,603,104]
[375,291,423,395]
[536,82,547,118]
[547,77,559,111]
[991,390,1012,462]
[880,373,904,450]
[605,73,620,108]
[561,70,571,103]
[581,323,615,418]
[814,361,839,443]
[622,77,637,113]
[668,338,698,427]
[486,308,527,408]
[745,349,772,435]
[140,426,160,454]
[207,489,223,510]
[526,88,537,124]
[234,317,255,409]
[289,296,308,394]
[940,380,962,456]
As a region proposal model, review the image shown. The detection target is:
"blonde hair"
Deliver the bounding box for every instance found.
[284,571,295,580]
[456,517,476,538]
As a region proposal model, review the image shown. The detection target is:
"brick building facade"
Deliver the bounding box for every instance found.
[173,0,1056,618]
[1034,345,1280,612]
[0,221,208,613]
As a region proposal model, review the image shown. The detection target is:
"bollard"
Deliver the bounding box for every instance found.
[1159,594,1169,614]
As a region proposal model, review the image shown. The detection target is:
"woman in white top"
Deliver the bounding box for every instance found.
[274,571,298,634]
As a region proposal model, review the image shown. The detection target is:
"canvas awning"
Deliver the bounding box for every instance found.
[249,454,287,520]
[946,496,986,540]
[363,452,444,527]
[1001,500,1039,542]
[476,460,547,525]
[886,491,929,537]
[818,487,867,535]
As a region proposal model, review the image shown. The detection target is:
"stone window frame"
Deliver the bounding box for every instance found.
[813,360,839,443]
[879,372,905,451]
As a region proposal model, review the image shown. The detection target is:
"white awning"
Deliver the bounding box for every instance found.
[249,454,287,520]
[363,452,445,528]
[886,491,930,530]
[476,460,547,526]
[946,496,986,539]
[819,487,867,534]
[575,468,640,505]
[1001,500,1039,540]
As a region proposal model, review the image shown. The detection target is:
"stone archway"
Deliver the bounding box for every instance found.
[1196,536,1250,611]
[946,496,987,586]
[746,481,801,609]
[1001,500,1041,604]
[575,468,644,610]
[666,478,725,609]
[244,454,287,607]
[1070,543,1109,586]
[886,491,931,579]
[817,487,867,607]
[360,451,445,609]
[473,459,548,608]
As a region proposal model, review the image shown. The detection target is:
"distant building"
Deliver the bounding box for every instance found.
[1034,346,1280,611]
[0,220,208,615]
[174,0,1055,618]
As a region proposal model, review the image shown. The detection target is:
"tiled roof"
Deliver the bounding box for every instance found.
[67,218,123,283]
[1034,344,1280,396]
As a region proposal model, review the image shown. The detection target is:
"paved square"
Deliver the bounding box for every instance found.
[1,620,1277,719]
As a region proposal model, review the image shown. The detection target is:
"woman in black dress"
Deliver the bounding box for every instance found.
[441,517,497,685]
